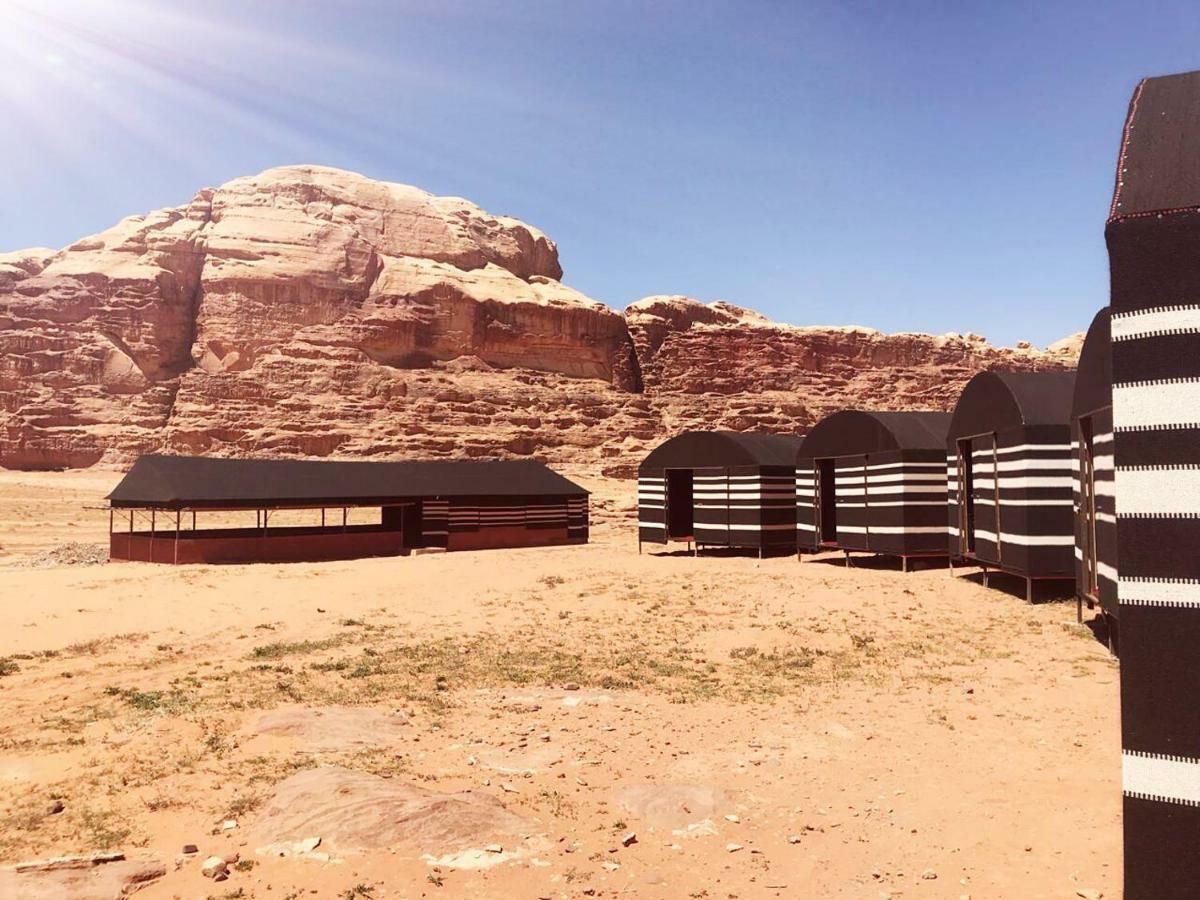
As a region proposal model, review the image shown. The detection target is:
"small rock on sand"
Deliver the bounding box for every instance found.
[200,856,228,880]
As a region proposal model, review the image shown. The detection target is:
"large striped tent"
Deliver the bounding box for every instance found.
[637,431,802,554]
[1104,69,1200,898]
[796,410,951,568]
[1071,308,1117,648]
[946,370,1077,597]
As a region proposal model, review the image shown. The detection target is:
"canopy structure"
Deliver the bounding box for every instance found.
[1104,69,1200,898]
[946,370,1077,592]
[637,431,803,555]
[1071,309,1116,643]
[108,455,588,508]
[107,455,589,564]
[796,411,951,567]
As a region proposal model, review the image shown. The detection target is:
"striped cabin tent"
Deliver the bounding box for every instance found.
[1104,69,1200,898]
[946,371,1077,594]
[1072,308,1117,649]
[795,410,951,567]
[637,431,802,554]
[106,455,589,563]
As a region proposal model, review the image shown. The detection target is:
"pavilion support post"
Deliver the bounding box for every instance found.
[321,508,326,528]
[902,555,909,574]
[1026,577,1032,604]
[150,509,155,562]
[343,508,348,533]
[1077,593,1083,625]
[192,510,196,531]
[982,566,988,589]
[174,510,180,565]
[128,510,134,559]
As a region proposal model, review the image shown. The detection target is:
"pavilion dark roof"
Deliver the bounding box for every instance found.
[107,455,588,509]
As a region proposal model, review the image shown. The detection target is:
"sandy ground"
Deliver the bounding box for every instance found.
[0,469,1120,899]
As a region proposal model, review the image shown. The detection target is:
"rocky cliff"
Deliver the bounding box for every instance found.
[0,166,1077,473]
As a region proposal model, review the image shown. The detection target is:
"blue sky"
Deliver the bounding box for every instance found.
[1,1,1197,345]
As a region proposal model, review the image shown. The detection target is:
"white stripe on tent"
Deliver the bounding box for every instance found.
[1123,751,1200,805]
[863,461,947,472]
[835,525,947,535]
[1111,304,1200,341]
[973,476,1074,490]
[973,497,1075,507]
[995,458,1075,472]
[1119,577,1200,607]
[1114,380,1200,430]
[973,529,1074,546]
[1114,467,1200,516]
[972,443,1072,458]
[864,473,947,484]
[861,500,948,507]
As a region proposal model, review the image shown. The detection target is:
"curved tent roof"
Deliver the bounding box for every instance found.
[797,410,952,460]
[948,370,1076,440]
[108,455,588,509]
[1072,308,1112,420]
[639,431,803,473]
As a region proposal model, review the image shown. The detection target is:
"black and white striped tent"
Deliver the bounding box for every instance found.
[796,410,951,568]
[1104,69,1200,898]
[1071,308,1116,647]
[946,370,1077,597]
[637,431,802,554]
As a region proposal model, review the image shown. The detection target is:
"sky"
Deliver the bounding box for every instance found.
[1,1,1198,346]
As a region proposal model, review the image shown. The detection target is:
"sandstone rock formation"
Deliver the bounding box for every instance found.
[0,166,1078,472]
[627,296,1079,461]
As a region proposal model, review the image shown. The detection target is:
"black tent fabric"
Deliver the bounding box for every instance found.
[1105,69,1200,899]
[796,411,951,558]
[109,455,589,509]
[638,431,803,474]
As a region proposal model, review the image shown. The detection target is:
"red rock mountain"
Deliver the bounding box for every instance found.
[0,166,1077,473]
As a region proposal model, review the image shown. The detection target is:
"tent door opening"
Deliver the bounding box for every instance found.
[816,459,838,545]
[666,469,695,540]
[956,439,976,555]
[1080,417,1100,599]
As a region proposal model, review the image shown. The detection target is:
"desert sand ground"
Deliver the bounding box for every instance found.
[0,469,1119,899]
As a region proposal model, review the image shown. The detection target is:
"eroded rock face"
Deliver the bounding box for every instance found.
[625,296,1079,452]
[0,168,1077,471]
